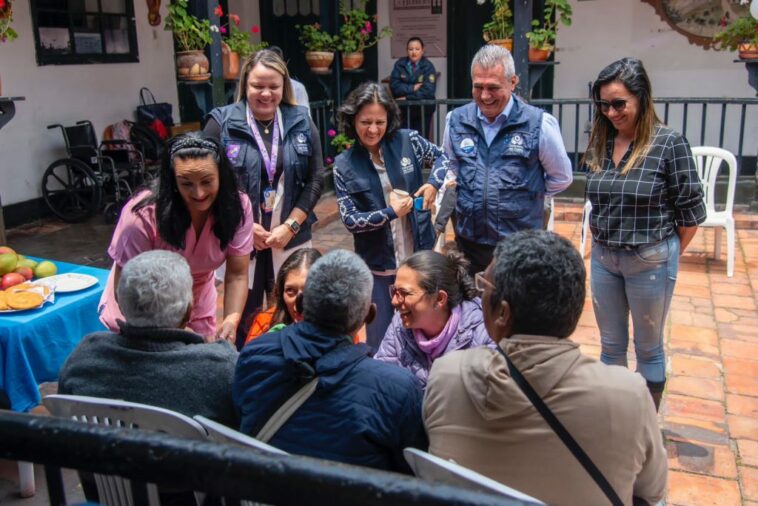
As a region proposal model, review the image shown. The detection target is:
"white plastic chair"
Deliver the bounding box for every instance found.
[403,448,545,505]
[193,415,288,456]
[691,146,737,277]
[43,394,208,506]
[579,200,592,258]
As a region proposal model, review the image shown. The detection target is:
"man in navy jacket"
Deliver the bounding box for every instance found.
[233,250,427,473]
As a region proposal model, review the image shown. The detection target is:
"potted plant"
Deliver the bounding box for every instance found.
[714,14,758,60]
[214,6,268,80]
[526,0,572,62]
[482,0,514,52]
[297,22,339,73]
[337,0,392,70]
[164,0,213,81]
[1,0,18,95]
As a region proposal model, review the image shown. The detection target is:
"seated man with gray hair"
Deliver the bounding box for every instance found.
[59,250,238,427]
[233,250,427,474]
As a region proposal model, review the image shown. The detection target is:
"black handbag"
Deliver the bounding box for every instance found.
[136,87,174,128]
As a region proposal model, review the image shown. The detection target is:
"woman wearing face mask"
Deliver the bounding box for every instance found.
[375,249,493,388]
[584,58,706,410]
[244,247,321,344]
[204,50,324,348]
[390,37,437,136]
[333,82,448,351]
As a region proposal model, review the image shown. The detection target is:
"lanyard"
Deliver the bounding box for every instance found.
[247,106,280,186]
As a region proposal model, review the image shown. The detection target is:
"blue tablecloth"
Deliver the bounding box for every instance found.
[0,258,109,412]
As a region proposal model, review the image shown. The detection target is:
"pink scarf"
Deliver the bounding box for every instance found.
[413,305,461,361]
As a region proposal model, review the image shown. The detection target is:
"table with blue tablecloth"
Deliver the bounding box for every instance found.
[0,258,109,412]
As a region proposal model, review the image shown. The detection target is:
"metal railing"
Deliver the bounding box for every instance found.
[0,411,525,506]
[313,97,758,175]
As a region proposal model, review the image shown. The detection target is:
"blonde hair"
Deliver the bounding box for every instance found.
[583,58,660,175]
[235,49,296,106]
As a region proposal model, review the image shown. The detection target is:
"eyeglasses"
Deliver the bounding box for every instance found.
[595,98,629,114]
[389,285,419,303]
[474,271,495,296]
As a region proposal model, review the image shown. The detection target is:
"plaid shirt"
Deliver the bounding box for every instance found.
[586,125,706,247]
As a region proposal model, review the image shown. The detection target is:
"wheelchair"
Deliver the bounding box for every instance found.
[42,120,147,224]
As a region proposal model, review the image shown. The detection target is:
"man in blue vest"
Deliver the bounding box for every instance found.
[443,45,572,275]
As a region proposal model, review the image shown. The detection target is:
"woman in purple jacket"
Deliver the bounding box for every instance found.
[375,249,494,387]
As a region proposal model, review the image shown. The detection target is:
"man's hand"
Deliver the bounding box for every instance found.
[265,224,294,249]
[414,184,438,211]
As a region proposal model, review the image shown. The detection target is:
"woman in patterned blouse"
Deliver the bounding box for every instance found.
[583,58,706,410]
[333,82,448,351]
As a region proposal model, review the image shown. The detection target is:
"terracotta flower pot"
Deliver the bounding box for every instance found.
[341,52,364,70]
[488,38,513,53]
[528,46,553,62]
[305,51,335,73]
[222,43,241,80]
[176,50,210,81]
[738,43,758,60]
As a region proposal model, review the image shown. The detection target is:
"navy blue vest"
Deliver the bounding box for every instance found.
[335,130,435,271]
[449,97,545,246]
[208,101,316,249]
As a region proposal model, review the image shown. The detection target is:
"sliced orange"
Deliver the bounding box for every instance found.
[0,291,8,311]
[7,291,44,310]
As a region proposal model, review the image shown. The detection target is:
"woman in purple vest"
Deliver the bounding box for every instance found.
[333,82,448,351]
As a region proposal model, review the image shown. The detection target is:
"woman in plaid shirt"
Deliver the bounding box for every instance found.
[583,58,706,410]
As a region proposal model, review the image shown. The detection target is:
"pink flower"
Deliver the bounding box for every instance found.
[360,29,368,36]
[214,5,223,17]
[314,22,321,29]
[251,25,260,34]
[365,21,372,32]
[327,129,337,137]
[0,0,6,10]
[325,157,334,164]
[220,26,227,34]
[230,14,240,26]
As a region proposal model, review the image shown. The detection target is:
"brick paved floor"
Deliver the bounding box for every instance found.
[2,197,757,504]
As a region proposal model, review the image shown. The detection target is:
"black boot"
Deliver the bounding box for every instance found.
[647,380,665,412]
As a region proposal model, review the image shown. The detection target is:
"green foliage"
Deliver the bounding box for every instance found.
[297,22,339,52]
[0,1,18,43]
[526,0,572,49]
[164,0,212,52]
[482,0,513,42]
[713,15,758,52]
[337,0,392,53]
[225,25,267,58]
[331,133,354,154]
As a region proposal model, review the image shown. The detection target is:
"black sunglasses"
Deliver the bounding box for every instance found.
[595,98,628,114]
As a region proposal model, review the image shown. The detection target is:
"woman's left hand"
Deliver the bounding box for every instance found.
[414,184,438,211]
[265,224,294,250]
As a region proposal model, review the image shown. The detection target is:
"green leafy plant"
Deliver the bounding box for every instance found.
[337,0,392,54]
[329,130,354,154]
[164,0,212,52]
[526,0,572,49]
[219,12,267,58]
[0,0,18,43]
[482,0,513,42]
[713,14,758,51]
[296,22,339,52]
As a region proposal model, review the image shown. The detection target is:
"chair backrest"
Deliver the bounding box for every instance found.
[193,415,289,456]
[403,448,545,505]
[690,146,738,215]
[43,395,207,506]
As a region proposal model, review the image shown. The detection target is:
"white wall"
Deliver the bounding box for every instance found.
[0,1,179,206]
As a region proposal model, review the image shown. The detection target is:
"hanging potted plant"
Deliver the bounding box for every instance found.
[337,0,392,70]
[297,22,339,73]
[713,14,758,60]
[526,0,572,62]
[164,0,213,81]
[482,0,514,52]
[215,6,268,80]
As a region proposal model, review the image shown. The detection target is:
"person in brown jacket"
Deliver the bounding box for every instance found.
[423,230,667,506]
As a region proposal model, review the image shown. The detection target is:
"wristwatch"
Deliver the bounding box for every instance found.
[285,219,301,234]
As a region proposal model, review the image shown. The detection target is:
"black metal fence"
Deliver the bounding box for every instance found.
[312,97,758,176]
[0,411,527,506]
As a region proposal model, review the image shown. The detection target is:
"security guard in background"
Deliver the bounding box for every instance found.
[390,37,437,139]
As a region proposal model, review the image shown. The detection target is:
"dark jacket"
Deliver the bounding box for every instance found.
[390,57,437,100]
[333,129,443,271]
[449,98,545,245]
[233,321,428,473]
[207,101,323,249]
[58,324,238,427]
[374,299,495,388]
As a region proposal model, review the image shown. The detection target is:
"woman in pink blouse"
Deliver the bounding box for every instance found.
[99,134,254,342]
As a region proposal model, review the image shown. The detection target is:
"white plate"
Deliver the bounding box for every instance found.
[33,273,99,293]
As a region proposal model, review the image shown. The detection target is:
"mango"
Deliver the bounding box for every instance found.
[0,253,17,276]
[34,261,57,278]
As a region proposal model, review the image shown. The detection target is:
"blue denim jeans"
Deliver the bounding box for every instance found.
[590,234,680,390]
[367,273,396,353]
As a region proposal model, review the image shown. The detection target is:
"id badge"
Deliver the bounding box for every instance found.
[262,186,276,213]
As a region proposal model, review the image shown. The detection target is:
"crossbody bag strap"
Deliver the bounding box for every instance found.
[256,377,318,443]
[496,346,624,506]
